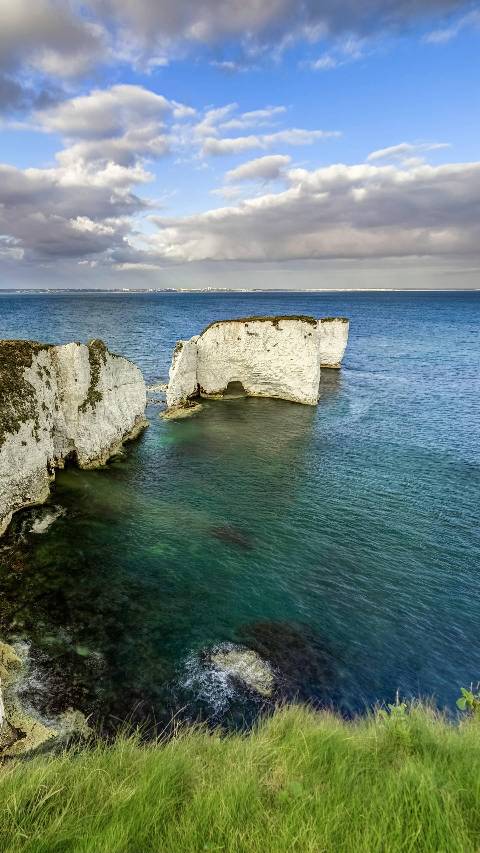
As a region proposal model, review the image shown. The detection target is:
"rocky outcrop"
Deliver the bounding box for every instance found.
[165,315,349,413]
[166,336,199,409]
[319,318,349,368]
[197,316,322,405]
[0,339,147,536]
[0,639,91,757]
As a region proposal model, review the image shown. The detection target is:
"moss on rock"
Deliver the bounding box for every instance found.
[0,340,53,448]
[78,339,108,414]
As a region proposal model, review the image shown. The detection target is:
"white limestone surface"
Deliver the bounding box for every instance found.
[166,336,199,409]
[165,315,349,414]
[0,339,147,536]
[319,318,349,368]
[196,316,321,405]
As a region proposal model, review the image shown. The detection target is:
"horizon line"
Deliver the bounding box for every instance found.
[1,288,479,295]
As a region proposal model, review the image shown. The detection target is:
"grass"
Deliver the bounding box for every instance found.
[1,704,480,853]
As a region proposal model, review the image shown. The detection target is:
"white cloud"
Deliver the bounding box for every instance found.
[192,104,238,138]
[309,35,366,70]
[220,106,287,131]
[225,154,291,183]
[31,84,195,180]
[203,128,340,155]
[0,153,147,263]
[0,0,105,76]
[37,84,180,139]
[425,9,480,43]
[210,60,251,73]
[310,54,338,70]
[210,185,244,199]
[367,141,451,165]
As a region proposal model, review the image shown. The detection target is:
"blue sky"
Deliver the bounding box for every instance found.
[0,0,479,289]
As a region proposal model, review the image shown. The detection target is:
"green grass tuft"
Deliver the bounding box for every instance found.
[1,704,480,852]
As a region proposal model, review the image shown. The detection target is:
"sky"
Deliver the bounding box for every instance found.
[0,0,479,290]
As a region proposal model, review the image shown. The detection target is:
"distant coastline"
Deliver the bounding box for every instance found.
[1,288,479,295]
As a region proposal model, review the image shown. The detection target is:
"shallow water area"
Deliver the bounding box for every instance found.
[0,291,479,732]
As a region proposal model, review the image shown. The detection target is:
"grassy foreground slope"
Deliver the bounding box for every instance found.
[1,705,479,853]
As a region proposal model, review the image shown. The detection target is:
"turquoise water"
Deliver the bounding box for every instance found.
[0,291,479,730]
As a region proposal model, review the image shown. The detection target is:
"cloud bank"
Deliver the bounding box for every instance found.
[149,161,480,263]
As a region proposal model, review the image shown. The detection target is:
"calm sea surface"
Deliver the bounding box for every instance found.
[0,291,479,729]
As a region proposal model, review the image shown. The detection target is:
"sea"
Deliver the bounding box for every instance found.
[0,290,479,731]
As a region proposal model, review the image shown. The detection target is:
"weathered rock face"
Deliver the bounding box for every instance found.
[166,336,199,409]
[0,339,147,536]
[165,315,349,412]
[319,318,349,368]
[197,316,321,405]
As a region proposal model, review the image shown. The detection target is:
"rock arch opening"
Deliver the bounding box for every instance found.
[222,380,247,399]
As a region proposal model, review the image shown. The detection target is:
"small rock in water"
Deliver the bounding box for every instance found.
[178,642,275,717]
[209,646,274,697]
[161,401,203,420]
[147,382,168,393]
[31,506,66,535]
[210,525,253,549]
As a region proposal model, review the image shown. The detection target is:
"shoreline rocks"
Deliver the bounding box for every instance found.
[0,338,147,536]
[0,639,91,757]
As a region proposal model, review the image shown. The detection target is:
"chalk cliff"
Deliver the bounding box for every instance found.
[319,318,349,368]
[166,315,349,413]
[166,336,199,409]
[0,339,147,536]
[197,316,322,405]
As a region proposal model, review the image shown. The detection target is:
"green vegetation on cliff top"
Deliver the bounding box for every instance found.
[200,315,319,334]
[1,703,479,853]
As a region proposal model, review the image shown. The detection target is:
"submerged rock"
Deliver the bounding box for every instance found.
[178,643,275,720]
[31,505,66,534]
[164,315,350,415]
[210,524,253,549]
[0,338,148,536]
[209,646,274,697]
